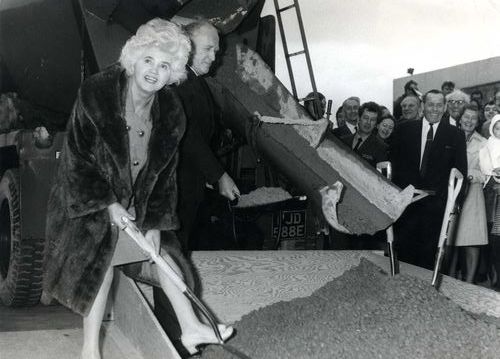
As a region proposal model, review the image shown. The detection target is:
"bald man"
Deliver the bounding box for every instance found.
[175,20,240,251]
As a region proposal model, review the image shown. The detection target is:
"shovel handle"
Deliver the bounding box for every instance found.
[377,162,398,276]
[120,217,224,343]
[431,168,463,287]
[437,168,463,249]
[121,217,188,291]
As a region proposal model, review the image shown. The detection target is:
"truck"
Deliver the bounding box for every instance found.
[0,0,413,308]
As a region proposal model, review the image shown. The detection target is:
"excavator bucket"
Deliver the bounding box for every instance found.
[207,36,414,234]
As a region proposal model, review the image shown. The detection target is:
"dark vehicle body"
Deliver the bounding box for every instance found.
[0,0,322,306]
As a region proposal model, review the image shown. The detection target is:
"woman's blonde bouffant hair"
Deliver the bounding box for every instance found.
[119,18,191,85]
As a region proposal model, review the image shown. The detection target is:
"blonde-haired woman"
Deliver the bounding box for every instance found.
[43,18,232,359]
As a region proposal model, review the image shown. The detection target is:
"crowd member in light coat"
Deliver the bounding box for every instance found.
[449,105,488,283]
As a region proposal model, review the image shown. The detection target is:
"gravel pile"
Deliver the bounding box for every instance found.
[201,259,500,358]
[234,187,292,208]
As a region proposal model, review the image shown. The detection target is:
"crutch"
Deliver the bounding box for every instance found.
[376,161,397,276]
[431,168,463,287]
[120,217,252,359]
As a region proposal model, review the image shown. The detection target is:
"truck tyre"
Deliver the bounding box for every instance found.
[0,169,44,306]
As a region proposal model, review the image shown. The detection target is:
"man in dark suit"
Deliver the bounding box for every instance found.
[331,96,360,138]
[337,101,388,250]
[175,20,240,251]
[390,89,467,269]
[154,20,240,345]
[341,101,387,168]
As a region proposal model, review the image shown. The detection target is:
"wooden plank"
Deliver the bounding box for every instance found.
[191,250,365,323]
[106,269,180,359]
[102,324,145,359]
[191,250,500,324]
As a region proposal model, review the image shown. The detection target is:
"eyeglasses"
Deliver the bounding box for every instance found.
[448,100,465,105]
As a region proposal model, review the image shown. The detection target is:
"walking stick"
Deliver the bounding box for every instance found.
[431,168,463,288]
[376,161,397,276]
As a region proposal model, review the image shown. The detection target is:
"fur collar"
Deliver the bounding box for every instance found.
[78,64,186,222]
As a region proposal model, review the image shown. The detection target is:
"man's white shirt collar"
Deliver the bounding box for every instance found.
[188,65,201,77]
[346,121,357,134]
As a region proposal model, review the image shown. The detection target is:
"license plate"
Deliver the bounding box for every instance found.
[272,210,306,239]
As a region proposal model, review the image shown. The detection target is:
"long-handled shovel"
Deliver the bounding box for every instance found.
[431,168,463,288]
[376,161,397,276]
[120,217,252,359]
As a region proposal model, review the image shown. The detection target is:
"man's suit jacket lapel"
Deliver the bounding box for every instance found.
[358,133,374,152]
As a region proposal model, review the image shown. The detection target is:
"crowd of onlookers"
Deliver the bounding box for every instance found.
[305,81,500,289]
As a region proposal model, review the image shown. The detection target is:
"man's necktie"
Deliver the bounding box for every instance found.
[353,137,363,152]
[420,123,434,177]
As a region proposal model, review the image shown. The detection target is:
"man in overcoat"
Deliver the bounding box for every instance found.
[154,19,240,342]
[175,20,240,251]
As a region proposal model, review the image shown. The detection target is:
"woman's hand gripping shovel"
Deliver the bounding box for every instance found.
[431,168,463,288]
[121,217,252,359]
[376,161,397,276]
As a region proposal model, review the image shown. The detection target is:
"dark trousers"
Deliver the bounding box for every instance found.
[176,169,205,252]
[394,195,446,270]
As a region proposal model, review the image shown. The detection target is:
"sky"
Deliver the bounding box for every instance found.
[2,0,500,112]
[262,0,500,112]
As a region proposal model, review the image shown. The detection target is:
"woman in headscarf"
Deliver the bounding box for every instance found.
[43,18,232,358]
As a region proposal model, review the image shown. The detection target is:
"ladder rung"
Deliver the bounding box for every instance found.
[278,4,296,12]
[286,50,305,57]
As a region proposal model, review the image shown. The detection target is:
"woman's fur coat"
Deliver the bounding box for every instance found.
[43,65,188,316]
